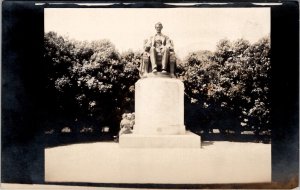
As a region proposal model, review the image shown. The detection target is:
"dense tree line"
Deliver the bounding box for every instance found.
[181,37,271,135]
[44,32,140,134]
[44,32,270,137]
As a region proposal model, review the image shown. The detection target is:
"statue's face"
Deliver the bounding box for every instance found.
[155,24,163,33]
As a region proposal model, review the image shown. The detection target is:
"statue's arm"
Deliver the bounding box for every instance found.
[120,120,124,128]
[144,37,152,52]
[166,36,174,51]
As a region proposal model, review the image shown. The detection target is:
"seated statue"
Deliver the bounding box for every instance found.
[140,22,176,78]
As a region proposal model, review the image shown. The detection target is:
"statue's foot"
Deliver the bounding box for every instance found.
[161,70,167,74]
[152,69,157,73]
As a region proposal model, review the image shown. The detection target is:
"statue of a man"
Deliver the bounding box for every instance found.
[141,22,176,77]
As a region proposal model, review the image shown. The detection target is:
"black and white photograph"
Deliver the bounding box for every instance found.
[2,2,299,189]
[44,7,272,184]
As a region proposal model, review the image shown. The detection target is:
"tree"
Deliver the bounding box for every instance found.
[182,37,271,135]
[44,32,140,134]
[45,31,271,139]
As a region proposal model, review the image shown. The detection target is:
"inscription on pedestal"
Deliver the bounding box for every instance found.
[134,78,185,135]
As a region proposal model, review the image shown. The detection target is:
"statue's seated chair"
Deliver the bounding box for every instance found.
[140,39,176,77]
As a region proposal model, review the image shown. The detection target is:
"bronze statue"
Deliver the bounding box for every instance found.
[140,22,176,78]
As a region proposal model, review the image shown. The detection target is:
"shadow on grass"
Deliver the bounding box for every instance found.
[198,132,271,144]
[45,131,271,148]
[45,133,114,148]
[201,141,214,147]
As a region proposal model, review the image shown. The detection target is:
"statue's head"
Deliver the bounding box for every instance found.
[127,113,132,119]
[155,22,163,33]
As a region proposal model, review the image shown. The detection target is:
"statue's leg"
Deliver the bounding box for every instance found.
[150,47,157,72]
[161,47,169,73]
[144,60,149,74]
[139,60,144,77]
[169,52,176,77]
[142,53,150,77]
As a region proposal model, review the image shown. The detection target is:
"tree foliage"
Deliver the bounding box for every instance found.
[182,37,271,134]
[44,32,270,137]
[44,32,140,133]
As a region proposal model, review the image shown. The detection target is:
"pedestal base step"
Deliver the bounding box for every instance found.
[119,131,201,148]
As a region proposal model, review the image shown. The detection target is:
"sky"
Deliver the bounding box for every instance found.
[45,8,270,59]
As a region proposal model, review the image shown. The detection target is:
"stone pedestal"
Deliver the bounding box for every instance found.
[134,77,185,135]
[120,77,201,148]
[119,131,201,148]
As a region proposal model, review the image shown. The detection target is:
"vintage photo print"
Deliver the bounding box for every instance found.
[44,7,271,185]
[2,2,299,189]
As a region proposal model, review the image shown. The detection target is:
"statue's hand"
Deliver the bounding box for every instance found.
[144,46,150,52]
[166,44,173,51]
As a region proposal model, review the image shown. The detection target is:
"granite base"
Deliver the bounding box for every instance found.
[119,131,201,148]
